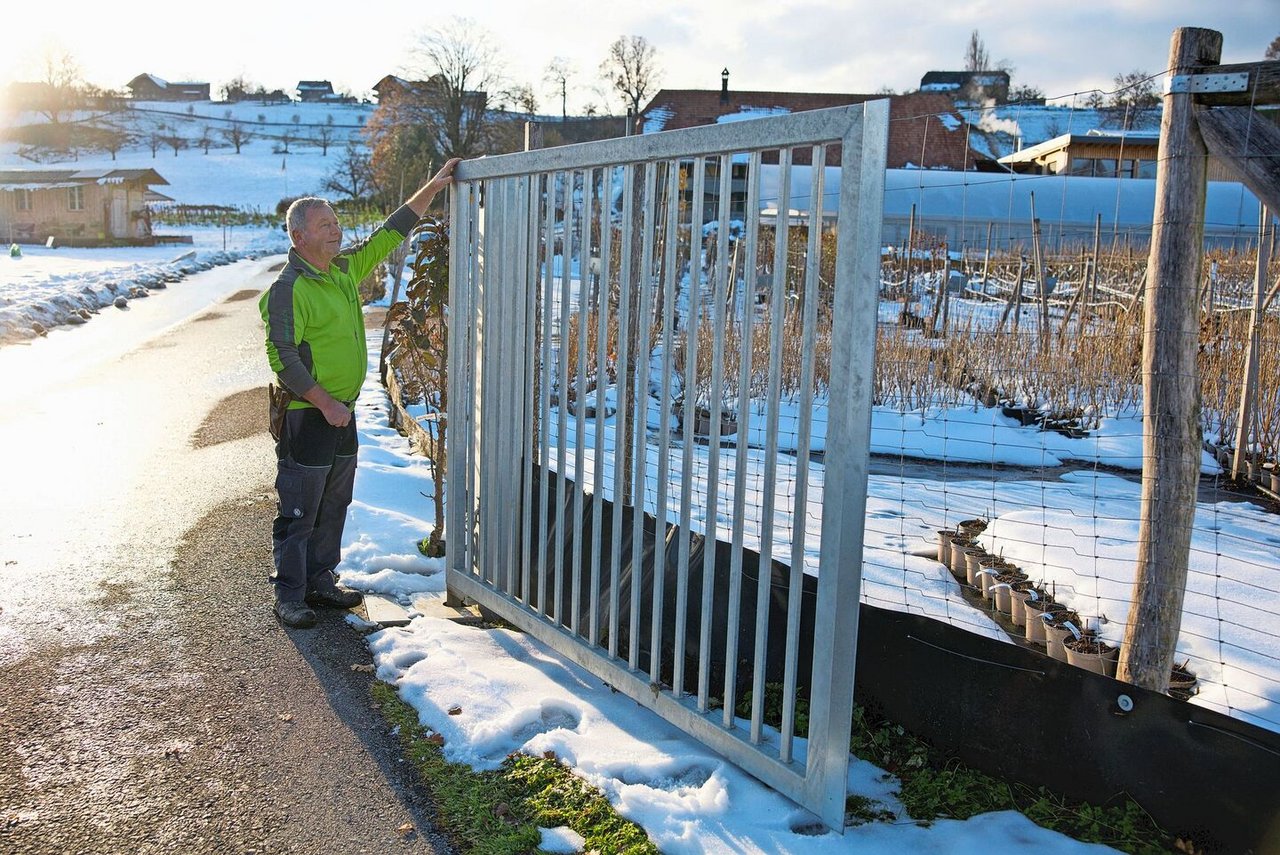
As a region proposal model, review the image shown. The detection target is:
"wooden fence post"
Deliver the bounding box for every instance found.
[1118,27,1223,691]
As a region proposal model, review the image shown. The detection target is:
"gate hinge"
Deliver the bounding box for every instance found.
[1163,72,1250,95]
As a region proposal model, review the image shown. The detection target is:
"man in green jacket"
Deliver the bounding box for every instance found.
[261,158,460,628]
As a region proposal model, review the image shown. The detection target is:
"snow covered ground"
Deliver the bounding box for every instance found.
[0,226,288,343]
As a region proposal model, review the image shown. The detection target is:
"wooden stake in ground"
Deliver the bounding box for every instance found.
[1119,26,1222,692]
[1231,207,1274,481]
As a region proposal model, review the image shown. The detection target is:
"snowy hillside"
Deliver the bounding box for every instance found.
[1,99,373,210]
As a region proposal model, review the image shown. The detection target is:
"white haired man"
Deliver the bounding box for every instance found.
[261,158,461,628]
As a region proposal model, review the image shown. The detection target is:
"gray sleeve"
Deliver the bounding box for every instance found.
[266,275,317,397]
[385,204,419,236]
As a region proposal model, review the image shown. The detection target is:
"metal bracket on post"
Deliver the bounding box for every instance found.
[1163,72,1249,95]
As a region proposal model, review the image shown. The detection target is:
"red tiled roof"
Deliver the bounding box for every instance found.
[639,89,990,170]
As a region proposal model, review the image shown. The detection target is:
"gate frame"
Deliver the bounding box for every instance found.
[445,103,889,830]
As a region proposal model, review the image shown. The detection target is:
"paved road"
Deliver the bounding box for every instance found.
[0,258,449,854]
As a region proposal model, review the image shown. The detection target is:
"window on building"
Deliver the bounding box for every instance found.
[16,189,32,211]
[1067,157,1096,177]
[1091,158,1118,178]
[1135,159,1157,179]
[68,185,84,211]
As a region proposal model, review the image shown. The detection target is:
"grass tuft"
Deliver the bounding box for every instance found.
[372,681,657,854]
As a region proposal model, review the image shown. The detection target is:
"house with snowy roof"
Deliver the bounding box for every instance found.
[125,74,210,102]
[296,80,335,102]
[0,168,170,245]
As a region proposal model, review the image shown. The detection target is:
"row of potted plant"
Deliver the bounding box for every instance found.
[937,520,1119,677]
[937,522,1201,697]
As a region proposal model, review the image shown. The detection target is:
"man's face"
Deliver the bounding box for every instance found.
[293,204,342,268]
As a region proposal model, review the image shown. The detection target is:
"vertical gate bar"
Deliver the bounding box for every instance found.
[650,159,681,686]
[464,184,482,581]
[698,155,733,712]
[608,164,635,660]
[488,174,509,588]
[446,182,465,580]
[780,146,825,763]
[508,175,531,596]
[495,177,516,594]
[521,174,540,605]
[674,157,706,698]
[629,161,658,671]
[751,147,792,744]
[723,150,762,729]
[590,169,612,647]
[554,170,576,625]
[538,173,556,617]
[571,170,594,636]
[495,177,510,593]
[804,102,888,830]
[479,178,498,586]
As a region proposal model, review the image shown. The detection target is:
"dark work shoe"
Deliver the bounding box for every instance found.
[274,599,317,628]
[305,583,363,610]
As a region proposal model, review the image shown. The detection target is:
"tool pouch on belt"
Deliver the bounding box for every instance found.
[268,382,294,441]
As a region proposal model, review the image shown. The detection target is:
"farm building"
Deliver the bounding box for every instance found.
[125,74,210,102]
[296,80,335,102]
[998,131,1243,184]
[0,168,171,246]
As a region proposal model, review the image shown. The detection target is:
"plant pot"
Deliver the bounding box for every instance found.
[992,572,1025,615]
[1008,581,1035,627]
[1168,662,1199,700]
[949,538,972,575]
[936,530,958,565]
[1044,611,1082,662]
[1065,636,1118,676]
[957,518,988,539]
[977,567,999,600]
[1023,599,1063,645]
[964,549,989,587]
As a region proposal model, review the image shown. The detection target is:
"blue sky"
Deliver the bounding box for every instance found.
[2,1,1273,112]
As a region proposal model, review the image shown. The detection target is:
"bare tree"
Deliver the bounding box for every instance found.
[323,139,374,200]
[197,125,215,154]
[544,56,574,121]
[1009,84,1045,103]
[507,83,537,117]
[221,114,253,153]
[1104,70,1160,130]
[37,47,84,124]
[400,17,507,160]
[161,128,187,157]
[963,30,991,72]
[314,115,336,155]
[148,125,165,158]
[600,35,661,118]
[220,75,255,102]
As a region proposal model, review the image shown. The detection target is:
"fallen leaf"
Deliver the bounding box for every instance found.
[396,822,415,836]
[542,750,557,761]
[426,732,445,746]
[350,664,375,673]
[447,705,462,716]
[278,713,293,723]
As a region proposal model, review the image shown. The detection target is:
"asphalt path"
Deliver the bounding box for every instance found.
[0,258,449,854]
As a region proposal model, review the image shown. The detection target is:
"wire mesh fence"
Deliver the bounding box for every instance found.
[433,66,1279,765]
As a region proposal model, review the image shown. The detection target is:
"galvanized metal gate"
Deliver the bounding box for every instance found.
[445,103,888,830]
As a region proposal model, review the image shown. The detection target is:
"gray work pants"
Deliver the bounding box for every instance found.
[271,406,357,603]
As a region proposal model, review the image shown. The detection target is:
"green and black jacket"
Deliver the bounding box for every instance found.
[260,205,417,408]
